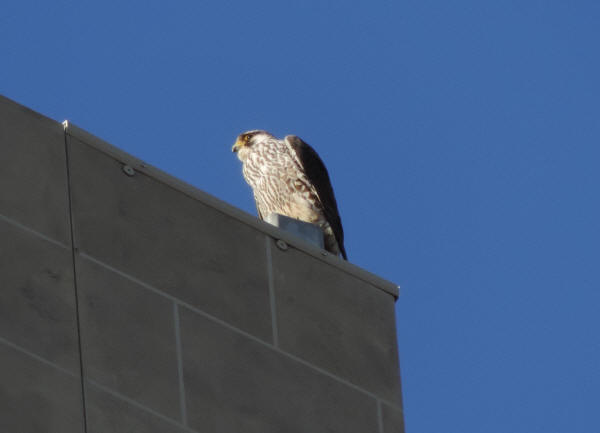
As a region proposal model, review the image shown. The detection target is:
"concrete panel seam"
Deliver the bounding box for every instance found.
[379,400,406,433]
[0,336,77,379]
[64,129,89,433]
[378,398,405,413]
[86,379,199,433]
[173,303,188,426]
[377,399,384,433]
[78,252,274,344]
[78,251,396,402]
[0,212,70,250]
[265,236,279,347]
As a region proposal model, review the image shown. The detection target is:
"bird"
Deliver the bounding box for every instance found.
[232,130,347,260]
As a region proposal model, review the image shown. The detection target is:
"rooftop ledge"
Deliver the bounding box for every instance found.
[63,121,399,299]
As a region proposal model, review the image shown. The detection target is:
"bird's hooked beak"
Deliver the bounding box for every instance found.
[232,138,243,153]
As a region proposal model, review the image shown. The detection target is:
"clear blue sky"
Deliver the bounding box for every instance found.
[2,1,599,432]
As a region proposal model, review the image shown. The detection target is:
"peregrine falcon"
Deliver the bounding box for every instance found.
[232,130,347,260]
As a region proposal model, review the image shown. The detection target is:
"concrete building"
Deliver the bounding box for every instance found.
[0,94,404,433]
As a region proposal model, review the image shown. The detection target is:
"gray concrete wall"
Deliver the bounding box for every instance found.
[0,94,404,433]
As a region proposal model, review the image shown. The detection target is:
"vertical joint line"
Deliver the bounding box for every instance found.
[265,236,279,347]
[173,303,188,426]
[377,399,384,433]
[64,129,89,433]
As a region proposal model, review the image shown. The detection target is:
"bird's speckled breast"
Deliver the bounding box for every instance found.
[242,138,324,224]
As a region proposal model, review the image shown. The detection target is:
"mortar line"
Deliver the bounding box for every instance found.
[77,252,402,405]
[0,336,77,379]
[0,337,197,433]
[173,303,188,426]
[377,398,384,433]
[265,236,279,347]
[86,379,198,433]
[63,129,89,433]
[0,212,70,250]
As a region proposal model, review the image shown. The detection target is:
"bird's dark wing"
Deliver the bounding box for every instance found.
[284,135,347,260]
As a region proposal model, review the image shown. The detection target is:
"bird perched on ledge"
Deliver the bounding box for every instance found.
[232,130,347,260]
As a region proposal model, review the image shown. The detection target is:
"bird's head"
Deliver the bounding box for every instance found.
[232,130,272,161]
